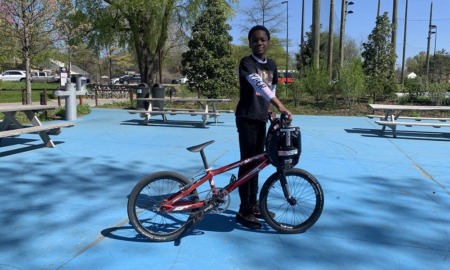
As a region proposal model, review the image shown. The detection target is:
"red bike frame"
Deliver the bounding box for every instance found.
[160,153,271,212]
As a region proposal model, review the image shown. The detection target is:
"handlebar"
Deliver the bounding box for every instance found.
[268,112,292,128]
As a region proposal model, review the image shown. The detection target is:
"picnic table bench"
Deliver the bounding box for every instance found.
[128,98,231,128]
[0,105,75,147]
[367,104,450,137]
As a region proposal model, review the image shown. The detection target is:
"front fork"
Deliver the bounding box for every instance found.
[278,169,297,206]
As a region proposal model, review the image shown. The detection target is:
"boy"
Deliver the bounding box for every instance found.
[235,25,293,229]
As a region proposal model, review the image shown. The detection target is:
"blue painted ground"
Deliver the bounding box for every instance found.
[0,108,449,270]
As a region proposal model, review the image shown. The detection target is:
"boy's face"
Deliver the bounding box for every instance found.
[249,30,270,59]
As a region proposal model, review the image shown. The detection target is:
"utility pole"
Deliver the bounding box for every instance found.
[339,1,353,68]
[425,1,433,80]
[282,1,289,83]
[400,0,408,85]
[299,0,305,69]
[392,0,398,73]
[377,0,381,17]
[312,0,321,69]
[327,0,335,81]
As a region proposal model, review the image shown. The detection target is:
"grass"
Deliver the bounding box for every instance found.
[0,103,91,123]
[0,81,59,103]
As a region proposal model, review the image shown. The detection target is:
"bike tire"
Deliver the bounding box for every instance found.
[259,168,324,234]
[127,171,199,242]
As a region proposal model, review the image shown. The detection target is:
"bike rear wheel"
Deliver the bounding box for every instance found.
[127,171,199,242]
[260,168,324,234]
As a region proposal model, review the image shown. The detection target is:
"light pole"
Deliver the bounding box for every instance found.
[262,0,265,25]
[428,24,437,81]
[339,1,354,68]
[426,24,436,80]
[432,25,437,56]
[282,1,288,84]
[425,1,434,81]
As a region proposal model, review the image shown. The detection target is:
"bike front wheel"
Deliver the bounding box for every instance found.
[127,171,199,242]
[259,168,324,234]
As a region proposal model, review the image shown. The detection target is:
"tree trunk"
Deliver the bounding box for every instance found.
[133,24,157,85]
[25,56,32,104]
[23,24,32,105]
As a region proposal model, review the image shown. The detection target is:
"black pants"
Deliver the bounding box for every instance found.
[236,117,266,207]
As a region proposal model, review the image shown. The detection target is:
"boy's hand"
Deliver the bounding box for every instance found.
[268,111,276,121]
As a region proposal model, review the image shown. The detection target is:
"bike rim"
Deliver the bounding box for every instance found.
[133,178,193,236]
[267,174,320,229]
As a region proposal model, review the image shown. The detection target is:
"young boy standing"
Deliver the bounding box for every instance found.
[235,25,293,229]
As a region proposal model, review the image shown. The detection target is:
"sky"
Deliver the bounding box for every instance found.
[227,0,450,65]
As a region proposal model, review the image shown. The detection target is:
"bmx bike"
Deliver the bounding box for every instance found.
[127,114,324,242]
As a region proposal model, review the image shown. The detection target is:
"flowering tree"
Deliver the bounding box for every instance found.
[0,0,64,104]
[56,1,93,76]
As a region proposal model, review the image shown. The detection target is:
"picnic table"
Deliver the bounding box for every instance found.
[128,98,232,127]
[0,105,75,147]
[367,104,450,137]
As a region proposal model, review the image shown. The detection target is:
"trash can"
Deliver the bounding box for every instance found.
[75,76,87,93]
[151,83,165,110]
[40,92,47,105]
[136,83,150,109]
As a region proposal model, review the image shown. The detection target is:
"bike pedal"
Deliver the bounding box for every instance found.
[193,211,204,223]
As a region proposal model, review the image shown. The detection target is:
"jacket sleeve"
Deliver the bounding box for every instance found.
[245,73,276,102]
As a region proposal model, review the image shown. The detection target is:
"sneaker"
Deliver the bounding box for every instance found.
[236,206,262,230]
[252,202,275,219]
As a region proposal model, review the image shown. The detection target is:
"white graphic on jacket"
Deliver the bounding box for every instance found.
[246,71,276,102]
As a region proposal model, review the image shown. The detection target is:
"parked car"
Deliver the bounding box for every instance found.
[171,77,188,84]
[119,74,141,85]
[0,70,27,82]
[31,71,59,83]
[111,75,128,84]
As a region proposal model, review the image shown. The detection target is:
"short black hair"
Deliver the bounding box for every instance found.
[248,25,271,41]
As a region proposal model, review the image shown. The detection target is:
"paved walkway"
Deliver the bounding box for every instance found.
[0,108,449,270]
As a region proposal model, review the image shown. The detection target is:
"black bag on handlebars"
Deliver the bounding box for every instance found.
[265,118,301,170]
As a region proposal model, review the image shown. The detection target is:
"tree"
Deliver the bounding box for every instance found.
[239,0,285,36]
[428,49,450,83]
[232,36,288,69]
[427,82,449,106]
[335,59,366,109]
[297,27,359,78]
[298,66,330,103]
[0,2,19,70]
[362,12,396,101]
[99,0,237,85]
[181,0,236,98]
[405,51,427,76]
[57,1,95,77]
[0,0,63,104]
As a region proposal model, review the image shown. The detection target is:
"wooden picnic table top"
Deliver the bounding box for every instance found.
[0,104,58,113]
[369,104,450,111]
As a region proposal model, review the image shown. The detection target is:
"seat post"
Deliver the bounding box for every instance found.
[200,150,210,170]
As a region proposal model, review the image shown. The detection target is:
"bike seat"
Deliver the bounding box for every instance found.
[187,140,215,152]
